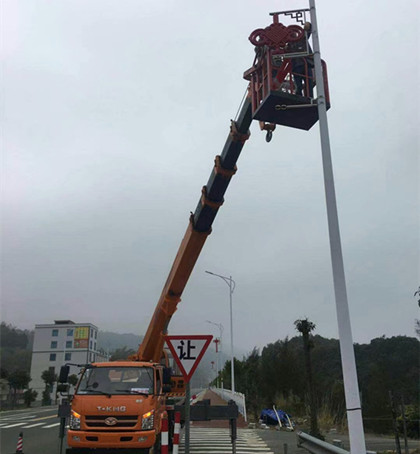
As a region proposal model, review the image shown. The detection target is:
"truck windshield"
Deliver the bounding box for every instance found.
[77,367,154,396]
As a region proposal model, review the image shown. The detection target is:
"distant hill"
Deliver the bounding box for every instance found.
[97,331,143,352]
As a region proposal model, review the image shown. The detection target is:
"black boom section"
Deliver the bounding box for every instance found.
[193,98,252,233]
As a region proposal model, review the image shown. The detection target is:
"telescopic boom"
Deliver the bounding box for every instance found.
[135,99,252,362]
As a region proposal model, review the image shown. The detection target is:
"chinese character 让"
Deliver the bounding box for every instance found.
[177,340,196,360]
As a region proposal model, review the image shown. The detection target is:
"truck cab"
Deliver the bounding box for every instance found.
[66,362,168,453]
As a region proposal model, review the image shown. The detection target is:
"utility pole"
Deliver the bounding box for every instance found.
[308,0,367,451]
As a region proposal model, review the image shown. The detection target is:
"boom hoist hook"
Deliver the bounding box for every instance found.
[259,121,276,142]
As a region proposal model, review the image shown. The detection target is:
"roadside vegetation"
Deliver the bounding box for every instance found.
[1,320,418,442]
[215,326,419,439]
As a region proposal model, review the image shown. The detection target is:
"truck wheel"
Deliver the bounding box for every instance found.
[150,437,161,454]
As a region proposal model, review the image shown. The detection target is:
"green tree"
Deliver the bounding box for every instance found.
[110,346,136,361]
[41,369,57,405]
[1,367,8,379]
[238,348,263,420]
[217,333,419,435]
[295,318,323,440]
[0,348,32,376]
[414,286,420,307]
[356,336,420,433]
[399,403,420,438]
[23,389,38,407]
[0,323,29,348]
[8,370,31,408]
[68,374,78,387]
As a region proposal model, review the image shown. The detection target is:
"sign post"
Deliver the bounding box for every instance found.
[165,335,213,454]
[185,381,191,453]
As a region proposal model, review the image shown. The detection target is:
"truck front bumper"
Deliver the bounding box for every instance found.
[67,429,156,450]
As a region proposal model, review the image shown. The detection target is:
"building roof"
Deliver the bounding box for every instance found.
[34,321,98,329]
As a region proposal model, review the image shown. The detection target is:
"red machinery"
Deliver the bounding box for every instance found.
[244,13,330,135]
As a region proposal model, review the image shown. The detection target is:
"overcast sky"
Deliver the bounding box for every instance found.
[2,0,419,355]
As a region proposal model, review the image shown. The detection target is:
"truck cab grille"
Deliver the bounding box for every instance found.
[84,415,139,428]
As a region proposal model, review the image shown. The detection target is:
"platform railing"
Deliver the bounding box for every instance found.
[244,52,330,115]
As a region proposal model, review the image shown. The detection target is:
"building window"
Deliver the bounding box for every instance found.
[65,353,72,361]
[66,341,72,349]
[94,342,96,351]
[51,341,57,349]
[52,329,58,337]
[94,331,97,339]
[50,354,56,361]
[67,329,74,336]
[90,340,92,350]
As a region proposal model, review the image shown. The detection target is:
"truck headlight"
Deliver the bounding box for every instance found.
[69,410,81,430]
[141,410,154,430]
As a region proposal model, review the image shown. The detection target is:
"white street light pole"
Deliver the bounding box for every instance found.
[206,320,224,388]
[205,271,236,393]
[307,1,367,451]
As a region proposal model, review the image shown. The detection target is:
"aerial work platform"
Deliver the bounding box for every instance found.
[252,89,328,131]
[244,13,330,133]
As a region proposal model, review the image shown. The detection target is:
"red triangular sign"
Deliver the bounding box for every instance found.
[165,335,213,383]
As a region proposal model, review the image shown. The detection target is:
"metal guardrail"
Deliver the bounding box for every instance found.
[297,431,377,454]
[297,431,349,454]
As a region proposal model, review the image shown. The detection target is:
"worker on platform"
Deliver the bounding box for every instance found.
[289,22,314,98]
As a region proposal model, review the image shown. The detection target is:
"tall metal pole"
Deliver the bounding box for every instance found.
[308,0,366,451]
[185,381,191,454]
[205,271,236,393]
[229,276,235,393]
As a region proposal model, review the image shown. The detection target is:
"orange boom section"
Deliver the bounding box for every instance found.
[136,220,209,362]
[134,100,252,363]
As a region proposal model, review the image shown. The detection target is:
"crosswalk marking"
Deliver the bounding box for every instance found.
[43,422,60,428]
[0,421,60,429]
[0,414,36,421]
[22,422,45,428]
[180,428,273,454]
[1,423,26,428]
[0,410,61,430]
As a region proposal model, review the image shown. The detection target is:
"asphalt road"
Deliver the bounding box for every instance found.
[1,405,418,454]
[0,406,65,454]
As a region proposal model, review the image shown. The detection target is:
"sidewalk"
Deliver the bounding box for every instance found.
[191,389,248,428]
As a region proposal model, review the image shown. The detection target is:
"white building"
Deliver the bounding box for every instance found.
[30,320,109,401]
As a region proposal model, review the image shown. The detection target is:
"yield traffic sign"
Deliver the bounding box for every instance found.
[165,335,213,383]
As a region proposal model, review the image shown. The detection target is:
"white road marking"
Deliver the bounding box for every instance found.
[1,423,26,428]
[43,422,60,428]
[180,428,273,453]
[0,415,36,421]
[22,422,45,428]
